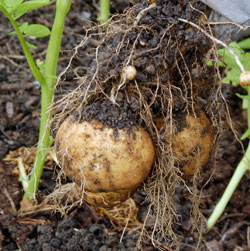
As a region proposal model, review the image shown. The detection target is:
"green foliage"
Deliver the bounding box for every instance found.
[207,37,250,230]
[0,0,71,205]
[23,24,50,37]
[10,22,51,38]
[217,39,250,138]
[1,0,23,12]
[4,0,52,40]
[217,42,250,85]
[237,37,250,50]
[1,0,51,19]
[13,0,51,19]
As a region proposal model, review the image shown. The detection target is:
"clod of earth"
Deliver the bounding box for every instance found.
[55,115,155,207]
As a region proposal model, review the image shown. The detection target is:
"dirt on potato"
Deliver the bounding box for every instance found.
[79,98,142,129]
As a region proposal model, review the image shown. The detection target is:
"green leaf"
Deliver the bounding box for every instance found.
[242,98,249,110]
[13,0,52,20]
[235,93,250,109]
[9,22,29,35]
[240,52,250,71]
[23,24,50,38]
[19,22,29,33]
[218,42,243,70]
[223,68,241,85]
[218,42,250,85]
[206,60,213,67]
[3,0,23,12]
[26,42,37,49]
[235,93,250,100]
[238,37,250,50]
[240,128,250,140]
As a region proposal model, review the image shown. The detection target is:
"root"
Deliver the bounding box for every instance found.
[178,18,245,72]
[133,2,157,25]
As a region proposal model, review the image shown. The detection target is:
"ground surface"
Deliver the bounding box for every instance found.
[0,0,250,250]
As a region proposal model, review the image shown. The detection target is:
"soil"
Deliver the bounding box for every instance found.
[79,98,142,129]
[0,0,250,251]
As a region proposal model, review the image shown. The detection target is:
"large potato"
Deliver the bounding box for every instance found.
[55,116,155,207]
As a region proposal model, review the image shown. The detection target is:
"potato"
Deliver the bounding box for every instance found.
[158,106,214,178]
[55,116,155,207]
[77,187,135,208]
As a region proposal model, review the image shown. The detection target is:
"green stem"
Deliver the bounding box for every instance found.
[22,84,53,201]
[22,0,71,202]
[98,0,110,24]
[207,86,250,231]
[44,0,71,88]
[0,5,46,86]
[247,86,250,129]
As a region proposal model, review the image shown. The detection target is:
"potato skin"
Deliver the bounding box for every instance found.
[55,116,155,206]
[156,106,215,178]
[172,107,215,178]
[78,188,135,208]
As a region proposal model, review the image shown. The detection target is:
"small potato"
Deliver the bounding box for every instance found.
[157,106,215,178]
[55,116,155,207]
[172,107,214,178]
[240,71,250,86]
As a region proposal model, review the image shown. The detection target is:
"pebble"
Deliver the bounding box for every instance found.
[6,101,14,118]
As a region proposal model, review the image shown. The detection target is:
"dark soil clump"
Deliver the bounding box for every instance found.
[21,218,147,251]
[58,0,213,120]
[79,97,142,129]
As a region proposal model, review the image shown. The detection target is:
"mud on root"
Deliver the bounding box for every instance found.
[52,0,222,247]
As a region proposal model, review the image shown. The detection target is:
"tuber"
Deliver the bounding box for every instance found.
[55,116,155,207]
[240,71,250,86]
[157,106,215,178]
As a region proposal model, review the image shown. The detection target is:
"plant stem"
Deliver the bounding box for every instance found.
[22,84,54,202]
[44,0,71,88]
[22,0,71,203]
[18,157,29,192]
[207,87,250,231]
[0,5,46,86]
[98,0,110,24]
